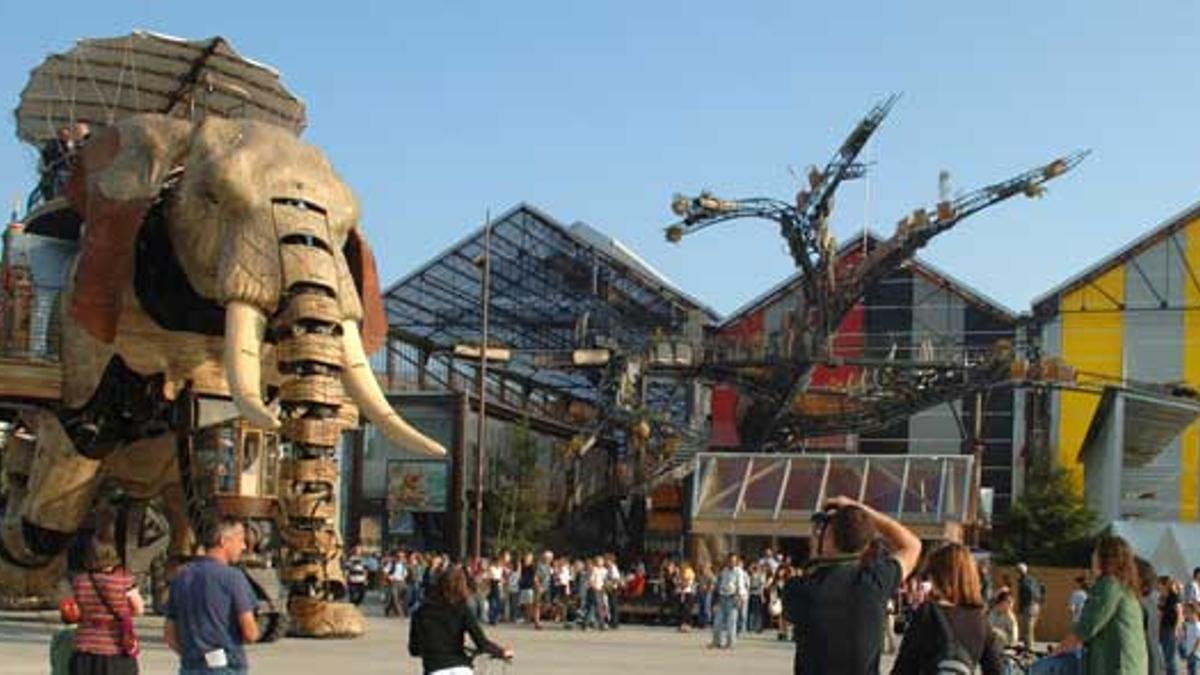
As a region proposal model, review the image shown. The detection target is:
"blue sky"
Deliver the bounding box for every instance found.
[2,1,1198,316]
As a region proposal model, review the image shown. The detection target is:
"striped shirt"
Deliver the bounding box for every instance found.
[71,570,135,656]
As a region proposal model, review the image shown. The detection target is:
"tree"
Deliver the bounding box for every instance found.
[486,417,555,554]
[992,464,1097,566]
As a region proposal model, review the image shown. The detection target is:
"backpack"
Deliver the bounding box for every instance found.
[930,604,978,675]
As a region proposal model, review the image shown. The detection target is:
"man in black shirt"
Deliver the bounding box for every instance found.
[783,495,922,675]
[38,126,74,202]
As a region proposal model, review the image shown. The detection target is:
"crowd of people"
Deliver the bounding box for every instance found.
[342,544,804,644]
[777,495,1198,675]
[49,502,1200,675]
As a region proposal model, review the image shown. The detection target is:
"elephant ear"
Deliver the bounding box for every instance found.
[342,228,387,355]
[65,115,192,343]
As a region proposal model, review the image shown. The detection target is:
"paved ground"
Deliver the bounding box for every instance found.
[0,603,907,674]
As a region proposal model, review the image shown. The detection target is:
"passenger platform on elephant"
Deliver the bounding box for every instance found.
[0,201,75,402]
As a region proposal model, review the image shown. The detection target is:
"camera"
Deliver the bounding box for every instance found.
[812,507,838,526]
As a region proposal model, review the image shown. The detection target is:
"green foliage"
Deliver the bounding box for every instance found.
[486,417,555,554]
[992,464,1098,566]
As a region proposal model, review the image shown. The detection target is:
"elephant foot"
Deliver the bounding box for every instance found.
[286,597,366,639]
[0,518,73,609]
[0,551,66,610]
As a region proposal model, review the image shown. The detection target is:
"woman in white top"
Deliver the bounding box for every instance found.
[552,560,572,624]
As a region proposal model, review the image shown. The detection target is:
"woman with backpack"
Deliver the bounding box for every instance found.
[1055,535,1148,675]
[892,543,1003,675]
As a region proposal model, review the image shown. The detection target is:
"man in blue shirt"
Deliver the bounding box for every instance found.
[165,518,260,674]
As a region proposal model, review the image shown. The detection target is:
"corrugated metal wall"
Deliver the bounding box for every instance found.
[859,270,913,454]
[716,246,1019,510]
[1045,216,1200,521]
[1185,223,1200,520]
[908,273,966,456]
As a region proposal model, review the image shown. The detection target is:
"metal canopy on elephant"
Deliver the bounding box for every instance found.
[15,31,306,145]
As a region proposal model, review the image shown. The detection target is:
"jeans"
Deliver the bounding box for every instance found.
[1188,653,1199,675]
[711,595,739,649]
[697,592,712,628]
[507,591,519,622]
[1166,633,1181,675]
[677,593,695,626]
[607,589,620,627]
[747,595,763,633]
[467,594,484,622]
[348,582,366,605]
[385,583,408,617]
[1028,650,1084,675]
[408,582,423,612]
[488,584,503,625]
[582,588,606,628]
[181,670,247,675]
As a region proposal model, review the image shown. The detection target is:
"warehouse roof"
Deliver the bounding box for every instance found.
[383,203,720,395]
[1032,198,1200,313]
[719,230,1018,330]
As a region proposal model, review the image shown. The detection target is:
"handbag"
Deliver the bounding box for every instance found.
[769,597,783,617]
[59,596,81,625]
[89,573,139,657]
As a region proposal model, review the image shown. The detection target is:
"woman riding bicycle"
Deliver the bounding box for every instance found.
[409,565,515,675]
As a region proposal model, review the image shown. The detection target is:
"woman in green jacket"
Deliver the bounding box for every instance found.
[1056,535,1148,674]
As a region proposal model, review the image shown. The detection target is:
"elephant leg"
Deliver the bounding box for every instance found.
[102,433,194,557]
[0,411,97,608]
[101,433,195,578]
[0,423,63,608]
[2,410,100,564]
[159,481,194,562]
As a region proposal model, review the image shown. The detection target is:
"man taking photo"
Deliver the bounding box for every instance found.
[164,518,260,674]
[783,495,922,675]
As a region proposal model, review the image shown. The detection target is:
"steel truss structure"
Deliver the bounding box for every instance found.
[381,203,718,460]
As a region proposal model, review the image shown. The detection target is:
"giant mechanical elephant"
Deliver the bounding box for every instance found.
[0,113,445,637]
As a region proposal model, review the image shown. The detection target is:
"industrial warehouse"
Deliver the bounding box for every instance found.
[349,192,1200,570]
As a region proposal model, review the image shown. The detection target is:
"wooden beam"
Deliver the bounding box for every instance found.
[0,358,61,401]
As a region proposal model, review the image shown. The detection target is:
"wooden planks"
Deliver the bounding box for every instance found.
[0,357,63,401]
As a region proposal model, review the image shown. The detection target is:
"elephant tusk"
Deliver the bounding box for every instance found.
[224,301,280,430]
[339,320,446,456]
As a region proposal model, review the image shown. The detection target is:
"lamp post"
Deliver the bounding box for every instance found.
[472,212,492,562]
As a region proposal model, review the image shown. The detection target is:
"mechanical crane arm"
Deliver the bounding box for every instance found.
[826,150,1091,323]
[665,95,899,300]
[756,151,1090,447]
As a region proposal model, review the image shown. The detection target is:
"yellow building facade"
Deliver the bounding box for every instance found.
[1034,205,1200,521]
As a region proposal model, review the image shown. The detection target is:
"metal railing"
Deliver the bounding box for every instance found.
[0,283,64,362]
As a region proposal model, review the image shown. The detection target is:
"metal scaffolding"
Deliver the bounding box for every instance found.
[381,202,719,428]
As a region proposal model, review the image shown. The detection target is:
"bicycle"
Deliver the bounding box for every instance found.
[1002,646,1082,675]
[465,647,515,675]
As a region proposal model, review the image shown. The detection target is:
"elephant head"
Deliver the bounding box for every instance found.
[64,114,444,457]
